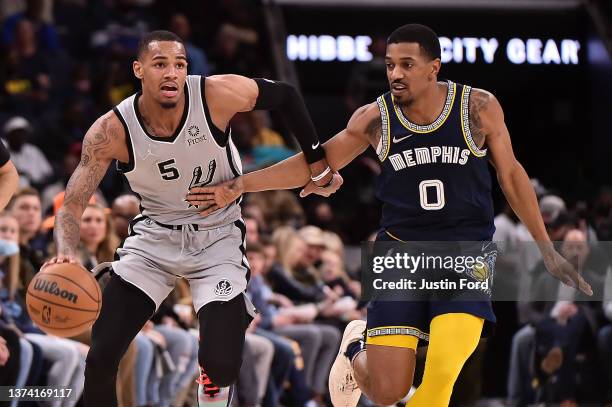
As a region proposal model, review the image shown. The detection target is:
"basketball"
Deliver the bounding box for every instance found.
[26,263,102,337]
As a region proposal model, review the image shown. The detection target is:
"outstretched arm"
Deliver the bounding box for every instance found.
[206,74,336,185]
[48,112,120,265]
[477,89,592,295]
[186,102,381,212]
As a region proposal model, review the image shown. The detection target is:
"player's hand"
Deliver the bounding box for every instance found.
[542,248,592,296]
[187,177,245,216]
[41,254,80,270]
[299,172,344,198]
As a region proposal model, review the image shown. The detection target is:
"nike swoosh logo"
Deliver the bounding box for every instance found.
[312,142,320,149]
[393,134,413,143]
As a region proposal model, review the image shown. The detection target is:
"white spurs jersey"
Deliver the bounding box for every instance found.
[113,75,242,227]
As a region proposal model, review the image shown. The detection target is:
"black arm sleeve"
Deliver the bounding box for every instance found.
[253,78,325,164]
[0,142,10,167]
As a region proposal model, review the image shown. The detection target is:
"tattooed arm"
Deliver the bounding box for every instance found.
[478,89,592,295]
[46,112,124,266]
[186,103,379,212]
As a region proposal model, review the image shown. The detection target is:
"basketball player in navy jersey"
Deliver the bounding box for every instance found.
[43,30,342,407]
[187,24,592,406]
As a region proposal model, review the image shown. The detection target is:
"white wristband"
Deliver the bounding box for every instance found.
[311,166,331,183]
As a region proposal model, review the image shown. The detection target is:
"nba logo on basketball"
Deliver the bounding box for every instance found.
[42,305,51,325]
[214,279,233,298]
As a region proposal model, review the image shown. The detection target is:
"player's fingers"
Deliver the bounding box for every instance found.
[199,204,218,216]
[185,193,215,202]
[299,183,315,198]
[568,272,593,296]
[188,186,216,194]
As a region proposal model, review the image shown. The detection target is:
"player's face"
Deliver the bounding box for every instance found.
[385,42,440,105]
[134,40,188,109]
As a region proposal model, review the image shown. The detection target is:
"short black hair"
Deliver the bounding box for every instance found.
[387,24,441,61]
[137,30,185,59]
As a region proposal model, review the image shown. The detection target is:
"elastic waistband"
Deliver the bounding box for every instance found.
[144,216,200,231]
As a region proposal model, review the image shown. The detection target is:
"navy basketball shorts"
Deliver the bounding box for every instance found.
[365,231,497,348]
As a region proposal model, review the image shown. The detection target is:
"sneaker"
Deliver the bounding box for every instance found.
[196,368,232,406]
[329,319,366,407]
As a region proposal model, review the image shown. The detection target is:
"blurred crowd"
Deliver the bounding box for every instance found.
[0,1,611,407]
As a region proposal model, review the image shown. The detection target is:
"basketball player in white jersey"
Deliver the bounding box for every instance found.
[43,30,342,407]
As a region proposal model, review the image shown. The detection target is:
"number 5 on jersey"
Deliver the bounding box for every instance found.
[157,158,217,187]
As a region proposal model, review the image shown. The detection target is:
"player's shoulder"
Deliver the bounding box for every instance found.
[205,74,255,92]
[468,87,500,110]
[84,110,126,150]
[347,102,381,134]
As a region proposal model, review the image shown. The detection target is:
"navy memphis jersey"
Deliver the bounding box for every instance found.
[374,80,495,241]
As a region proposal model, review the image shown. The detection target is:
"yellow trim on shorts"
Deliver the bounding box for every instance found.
[385,230,405,242]
[366,325,427,349]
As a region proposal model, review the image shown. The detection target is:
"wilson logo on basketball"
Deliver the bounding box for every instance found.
[33,279,79,304]
[214,279,233,297]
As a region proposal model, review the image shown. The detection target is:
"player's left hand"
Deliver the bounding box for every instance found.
[542,249,593,296]
[186,177,244,216]
[299,172,344,198]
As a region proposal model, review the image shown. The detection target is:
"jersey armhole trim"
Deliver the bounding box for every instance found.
[201,76,230,147]
[113,107,135,173]
[461,85,487,158]
[225,138,241,178]
[376,96,391,162]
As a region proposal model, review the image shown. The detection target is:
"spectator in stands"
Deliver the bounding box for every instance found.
[8,188,48,292]
[170,13,210,76]
[530,229,604,404]
[250,234,341,404]
[77,203,120,270]
[0,211,44,402]
[0,211,86,407]
[246,242,318,406]
[212,23,259,76]
[41,143,81,215]
[600,267,612,405]
[2,117,52,189]
[1,0,60,52]
[1,19,53,117]
[240,319,274,407]
[111,194,140,241]
[247,191,305,230]
[508,228,606,405]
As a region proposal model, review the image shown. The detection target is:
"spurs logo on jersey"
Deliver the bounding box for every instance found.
[113,75,242,227]
[375,80,495,241]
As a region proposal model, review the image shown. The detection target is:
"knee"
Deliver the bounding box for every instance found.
[369,379,411,406]
[85,344,121,378]
[198,345,242,387]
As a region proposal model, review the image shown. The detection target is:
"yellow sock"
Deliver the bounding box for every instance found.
[408,313,484,407]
